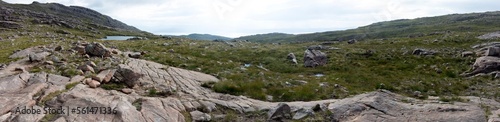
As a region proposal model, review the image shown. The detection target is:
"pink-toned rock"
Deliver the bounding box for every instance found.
[121,88,133,94]
[78,65,94,73]
[87,80,100,88]
[93,69,116,83]
[70,75,85,83]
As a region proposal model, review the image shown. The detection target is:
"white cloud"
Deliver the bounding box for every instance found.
[3,0,500,37]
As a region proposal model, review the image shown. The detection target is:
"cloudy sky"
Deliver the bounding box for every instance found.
[4,0,500,37]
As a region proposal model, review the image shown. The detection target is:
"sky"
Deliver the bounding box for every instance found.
[3,0,500,38]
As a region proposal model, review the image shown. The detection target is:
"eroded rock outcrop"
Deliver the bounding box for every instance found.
[304,49,327,67]
[0,43,497,122]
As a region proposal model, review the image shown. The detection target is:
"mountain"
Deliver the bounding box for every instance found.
[238,11,500,43]
[235,32,295,42]
[0,1,149,37]
[179,33,232,41]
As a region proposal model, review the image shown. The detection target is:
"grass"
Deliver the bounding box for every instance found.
[106,32,500,102]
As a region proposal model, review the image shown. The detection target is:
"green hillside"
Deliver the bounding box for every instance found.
[236,11,500,43]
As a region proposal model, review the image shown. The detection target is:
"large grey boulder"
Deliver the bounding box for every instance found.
[463,56,500,77]
[304,49,327,67]
[84,42,112,57]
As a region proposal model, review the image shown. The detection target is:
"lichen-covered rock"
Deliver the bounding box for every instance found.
[84,42,111,57]
[304,49,327,67]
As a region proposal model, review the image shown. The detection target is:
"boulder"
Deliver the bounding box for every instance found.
[484,47,500,57]
[304,49,327,67]
[327,90,486,122]
[113,64,143,87]
[462,51,474,57]
[128,52,142,59]
[287,53,298,65]
[267,103,292,121]
[78,65,95,73]
[54,46,63,51]
[412,48,436,56]
[0,21,21,29]
[28,52,50,62]
[292,108,314,120]
[477,31,500,40]
[84,42,111,57]
[190,110,211,122]
[463,56,500,77]
[347,39,357,44]
[86,79,100,88]
[120,88,133,94]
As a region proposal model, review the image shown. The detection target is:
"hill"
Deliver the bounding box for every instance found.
[0,1,149,37]
[235,32,295,42]
[179,33,232,41]
[238,11,500,43]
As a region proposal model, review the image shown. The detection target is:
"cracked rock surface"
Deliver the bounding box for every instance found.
[0,45,498,122]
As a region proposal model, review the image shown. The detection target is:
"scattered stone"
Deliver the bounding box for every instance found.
[462,51,474,57]
[293,108,314,120]
[168,49,175,53]
[28,52,50,62]
[477,31,500,39]
[266,95,274,101]
[69,75,85,83]
[190,110,211,122]
[304,49,327,67]
[85,42,112,57]
[54,46,63,51]
[163,43,169,46]
[121,88,133,94]
[347,39,357,44]
[14,67,25,72]
[74,45,85,54]
[86,79,100,88]
[267,103,292,121]
[463,56,500,77]
[113,64,143,87]
[78,65,95,73]
[128,52,142,59]
[413,91,422,97]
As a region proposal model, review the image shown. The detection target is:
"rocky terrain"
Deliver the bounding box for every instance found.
[0,42,498,122]
[0,1,500,122]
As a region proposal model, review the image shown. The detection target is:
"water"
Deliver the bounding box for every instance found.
[315,74,325,77]
[101,36,136,40]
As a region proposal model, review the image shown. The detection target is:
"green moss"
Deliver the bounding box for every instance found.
[40,113,57,122]
[65,82,80,90]
[132,99,143,111]
[101,83,126,90]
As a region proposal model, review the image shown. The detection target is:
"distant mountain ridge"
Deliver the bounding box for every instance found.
[0,1,145,35]
[237,11,500,43]
[179,33,232,41]
[235,32,294,43]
